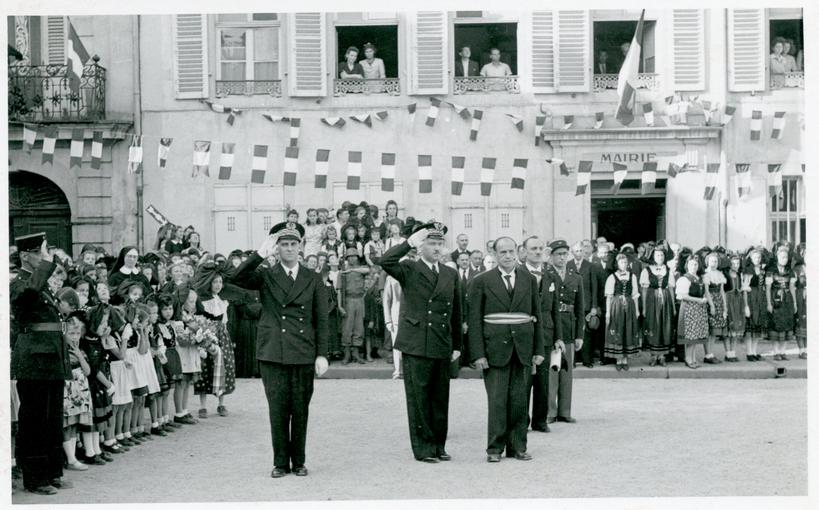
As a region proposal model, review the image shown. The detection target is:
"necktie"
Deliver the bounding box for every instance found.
[288,270,295,281]
[504,274,513,296]
[462,270,467,285]
[433,264,438,275]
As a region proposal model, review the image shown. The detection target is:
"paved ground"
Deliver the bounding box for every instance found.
[11,377,806,504]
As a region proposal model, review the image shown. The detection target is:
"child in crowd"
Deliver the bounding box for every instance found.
[325,252,343,360]
[342,225,363,262]
[364,227,385,267]
[194,272,236,418]
[676,256,709,369]
[123,302,154,444]
[323,225,343,260]
[62,316,93,472]
[174,289,201,424]
[145,299,169,436]
[364,267,386,362]
[156,295,185,428]
[339,252,370,364]
[78,305,116,464]
[703,253,730,363]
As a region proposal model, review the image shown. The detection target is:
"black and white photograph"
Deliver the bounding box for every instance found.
[1,0,815,508]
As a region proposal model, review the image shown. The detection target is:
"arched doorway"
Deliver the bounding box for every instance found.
[8,171,73,252]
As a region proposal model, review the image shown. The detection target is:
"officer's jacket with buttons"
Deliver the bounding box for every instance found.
[379,241,463,360]
[519,264,559,349]
[467,267,545,367]
[230,254,329,365]
[546,264,585,343]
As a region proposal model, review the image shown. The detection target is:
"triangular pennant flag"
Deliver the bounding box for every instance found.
[576,161,592,196]
[418,155,432,193]
[611,162,628,194]
[127,135,143,174]
[157,138,173,169]
[768,164,783,197]
[722,105,735,125]
[534,116,546,146]
[771,111,786,140]
[70,128,85,168]
[593,112,604,129]
[750,110,762,141]
[546,158,569,176]
[314,149,330,189]
[700,100,715,125]
[667,162,682,178]
[23,124,37,153]
[347,151,362,190]
[642,103,654,127]
[145,204,169,226]
[289,118,301,147]
[615,10,645,125]
[735,163,752,198]
[251,145,268,184]
[283,146,299,186]
[203,100,241,125]
[350,114,373,127]
[562,115,573,130]
[506,114,524,132]
[218,142,235,180]
[470,109,483,141]
[42,126,57,164]
[451,156,465,196]
[426,98,441,127]
[407,103,417,127]
[262,113,290,123]
[192,140,211,177]
[480,157,496,196]
[381,152,396,191]
[375,111,389,121]
[511,159,527,190]
[446,102,471,120]
[704,163,720,200]
[90,131,103,169]
[321,117,346,128]
[641,161,657,194]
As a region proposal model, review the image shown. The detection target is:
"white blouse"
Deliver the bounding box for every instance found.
[201,295,229,324]
[605,272,640,299]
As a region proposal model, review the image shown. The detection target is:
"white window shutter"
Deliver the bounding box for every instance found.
[672,10,705,91]
[45,16,66,65]
[172,14,209,99]
[555,10,590,92]
[287,13,327,97]
[410,11,449,95]
[727,9,766,92]
[531,11,556,93]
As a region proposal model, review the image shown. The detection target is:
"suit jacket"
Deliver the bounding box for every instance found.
[567,258,598,313]
[230,254,329,365]
[519,264,559,349]
[545,264,585,343]
[467,267,545,367]
[454,59,480,77]
[591,255,613,310]
[379,241,463,359]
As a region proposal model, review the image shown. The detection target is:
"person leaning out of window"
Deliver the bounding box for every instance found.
[480,48,512,91]
[360,43,386,93]
[339,46,365,80]
[770,37,797,88]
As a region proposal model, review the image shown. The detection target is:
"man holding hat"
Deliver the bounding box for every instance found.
[230,222,329,479]
[380,221,463,463]
[544,239,584,424]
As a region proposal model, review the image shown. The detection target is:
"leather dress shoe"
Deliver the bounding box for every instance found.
[487,453,502,463]
[511,452,533,461]
[532,424,551,433]
[546,417,556,424]
[437,452,452,461]
[557,416,576,423]
[26,485,58,496]
[50,478,73,489]
[420,457,439,464]
[293,466,309,477]
[271,467,288,478]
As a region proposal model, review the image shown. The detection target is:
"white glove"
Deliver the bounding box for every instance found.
[407,228,429,249]
[257,235,276,258]
[451,350,461,362]
[315,356,329,377]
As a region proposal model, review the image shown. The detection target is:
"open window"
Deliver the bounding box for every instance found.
[334,18,400,96]
[768,9,804,89]
[770,177,805,245]
[592,18,657,91]
[215,13,282,97]
[452,21,519,94]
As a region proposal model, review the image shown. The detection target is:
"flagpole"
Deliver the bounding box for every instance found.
[134,15,145,253]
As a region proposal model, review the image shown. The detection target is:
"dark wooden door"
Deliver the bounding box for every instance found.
[8,171,72,252]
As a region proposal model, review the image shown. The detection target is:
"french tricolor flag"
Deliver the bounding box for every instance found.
[511,159,527,190]
[771,111,786,140]
[314,149,330,189]
[381,153,396,192]
[66,19,90,95]
[347,151,362,190]
[283,146,299,186]
[480,158,496,196]
[615,10,645,126]
[750,110,763,140]
[451,156,465,196]
[418,155,432,193]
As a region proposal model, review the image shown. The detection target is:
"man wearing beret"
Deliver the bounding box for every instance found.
[380,222,463,463]
[230,222,329,479]
[544,239,584,424]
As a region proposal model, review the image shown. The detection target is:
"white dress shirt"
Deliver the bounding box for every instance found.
[499,266,516,290]
[281,262,299,280]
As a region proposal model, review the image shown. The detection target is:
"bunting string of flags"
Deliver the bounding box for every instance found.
[350,113,373,127]
[480,157,496,196]
[641,162,657,194]
[534,116,546,146]
[418,155,432,193]
[314,149,330,189]
[218,143,235,180]
[426,98,441,127]
[703,163,721,200]
[192,141,211,177]
[23,124,37,153]
[470,110,483,141]
[576,161,592,196]
[511,159,527,190]
[289,118,301,147]
[750,110,763,141]
[451,156,465,196]
[90,131,104,170]
[251,145,268,184]
[283,146,299,185]
[321,117,346,128]
[561,115,573,130]
[771,111,786,140]
[406,103,417,127]
[380,152,396,192]
[736,163,752,198]
[593,112,604,130]
[768,163,783,196]
[157,138,173,169]
[506,114,524,132]
[70,129,84,168]
[203,100,242,125]
[347,151,362,190]
[611,162,628,194]
[41,126,57,164]
[127,135,143,174]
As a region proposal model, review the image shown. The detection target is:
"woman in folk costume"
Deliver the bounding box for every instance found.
[640,246,676,366]
[604,253,642,371]
[703,251,730,364]
[192,260,237,418]
[742,247,769,361]
[724,254,746,362]
[766,245,798,361]
[676,253,709,368]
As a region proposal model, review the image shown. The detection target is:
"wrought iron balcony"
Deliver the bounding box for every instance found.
[593,73,659,92]
[453,75,520,94]
[333,78,401,96]
[770,71,804,89]
[8,58,106,122]
[215,79,282,97]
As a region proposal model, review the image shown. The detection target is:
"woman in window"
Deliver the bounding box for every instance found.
[339,46,365,80]
[360,43,386,93]
[783,39,799,73]
[770,36,795,88]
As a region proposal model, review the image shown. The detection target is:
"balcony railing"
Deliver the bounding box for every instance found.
[333,78,401,96]
[8,59,106,122]
[771,71,804,89]
[215,79,282,97]
[593,73,659,92]
[453,76,520,94]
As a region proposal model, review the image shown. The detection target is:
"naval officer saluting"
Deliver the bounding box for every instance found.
[379,222,463,463]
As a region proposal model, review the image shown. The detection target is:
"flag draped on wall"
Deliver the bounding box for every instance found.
[315,149,330,188]
[576,161,592,195]
[703,163,720,200]
[451,156,465,196]
[90,131,103,169]
[283,146,299,185]
[218,143,235,180]
[562,115,573,130]
[321,117,346,128]
[750,110,762,140]
[250,145,267,184]
[642,103,654,127]
[66,20,90,94]
[768,164,783,196]
[470,110,483,141]
[381,152,396,191]
[641,162,657,194]
[70,129,84,168]
[447,102,470,119]
[735,163,751,197]
[204,100,241,125]
[611,162,628,194]
[289,118,301,146]
[347,151,362,190]
[23,125,37,153]
[534,116,546,145]
[127,135,143,174]
[145,204,170,226]
[426,98,441,126]
[480,157,496,196]
[615,10,645,125]
[192,140,210,177]
[771,111,786,139]
[42,126,57,164]
[157,138,173,168]
[511,159,527,190]
[262,113,289,123]
[418,155,432,193]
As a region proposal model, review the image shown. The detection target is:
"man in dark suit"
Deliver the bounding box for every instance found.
[470,237,545,463]
[545,240,584,424]
[454,46,480,77]
[591,242,614,365]
[469,250,486,278]
[230,222,329,479]
[450,233,471,264]
[568,241,599,368]
[380,222,463,463]
[454,251,472,373]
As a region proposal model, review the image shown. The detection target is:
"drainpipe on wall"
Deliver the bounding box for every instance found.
[133,15,144,252]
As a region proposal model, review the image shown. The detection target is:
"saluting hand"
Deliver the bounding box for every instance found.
[40,239,54,263]
[407,227,429,248]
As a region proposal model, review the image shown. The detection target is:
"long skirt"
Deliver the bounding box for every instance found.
[708,295,728,337]
[725,290,746,338]
[677,301,708,344]
[88,362,113,424]
[194,322,236,397]
[163,346,183,381]
[643,287,675,353]
[746,286,767,335]
[109,360,133,405]
[604,295,641,357]
[63,367,93,430]
[769,294,796,333]
[125,348,149,398]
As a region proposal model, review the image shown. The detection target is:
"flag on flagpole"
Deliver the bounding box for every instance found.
[70,129,84,168]
[546,158,569,176]
[145,204,170,226]
[350,114,373,127]
[157,138,172,169]
[23,124,37,153]
[314,149,330,189]
[562,115,573,130]
[262,113,289,123]
[251,145,268,184]
[722,104,735,125]
[192,140,210,177]
[447,102,471,119]
[289,118,301,147]
[771,111,786,139]
[641,162,657,194]
[66,20,90,95]
[380,153,396,192]
[426,98,441,127]
[451,156,465,196]
[611,162,628,194]
[347,151,362,190]
[594,112,604,129]
[418,155,433,193]
[615,10,645,125]
[127,135,143,174]
[480,158,496,196]
[321,117,346,128]
[407,103,417,126]
[283,146,299,186]
[750,110,762,140]
[768,164,783,196]
[506,114,524,132]
[42,126,57,164]
[736,163,752,198]
[470,109,483,141]
[576,161,592,195]
[218,143,235,180]
[90,131,103,169]
[642,103,654,127]
[704,163,720,200]
[511,159,527,190]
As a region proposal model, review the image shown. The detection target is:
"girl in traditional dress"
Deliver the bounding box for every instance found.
[322,225,343,260]
[794,262,807,359]
[156,295,184,428]
[742,248,768,361]
[173,289,201,424]
[676,255,709,369]
[640,247,676,366]
[62,316,93,472]
[703,252,729,364]
[766,246,797,361]
[78,304,116,464]
[604,254,641,371]
[145,299,169,436]
[724,254,746,362]
[303,208,325,257]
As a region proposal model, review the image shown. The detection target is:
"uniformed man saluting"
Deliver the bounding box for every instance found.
[230,222,329,479]
[379,222,463,463]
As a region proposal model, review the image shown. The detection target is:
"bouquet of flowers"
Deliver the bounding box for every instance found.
[177,315,220,358]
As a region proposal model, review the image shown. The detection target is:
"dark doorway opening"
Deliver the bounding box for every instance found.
[8,171,72,252]
[593,195,665,248]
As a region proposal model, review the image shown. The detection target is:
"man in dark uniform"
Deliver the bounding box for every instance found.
[568,241,599,368]
[544,239,584,424]
[380,222,463,463]
[230,222,329,479]
[591,242,614,365]
[469,237,545,463]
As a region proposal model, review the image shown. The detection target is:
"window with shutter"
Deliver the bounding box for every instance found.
[727,9,765,92]
[531,11,555,93]
[555,10,590,92]
[172,14,209,99]
[287,13,327,97]
[45,16,66,64]
[411,11,448,94]
[672,10,705,91]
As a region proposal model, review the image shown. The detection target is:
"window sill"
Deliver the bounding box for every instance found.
[593,73,659,92]
[453,76,520,94]
[215,80,283,98]
[333,78,401,96]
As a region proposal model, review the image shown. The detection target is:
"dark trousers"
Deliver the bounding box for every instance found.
[588,312,606,363]
[529,361,550,430]
[484,355,531,455]
[402,353,450,460]
[16,379,64,489]
[548,345,574,419]
[259,361,315,470]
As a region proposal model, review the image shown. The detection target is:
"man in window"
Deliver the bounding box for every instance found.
[339,46,365,80]
[480,48,512,78]
[454,46,479,77]
[595,50,611,75]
